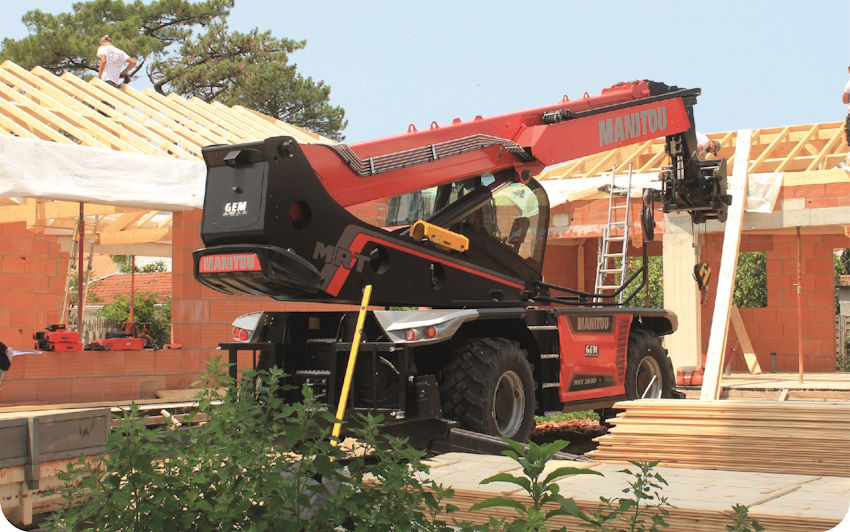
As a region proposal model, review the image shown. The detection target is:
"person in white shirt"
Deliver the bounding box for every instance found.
[695,132,722,160]
[843,65,850,147]
[96,34,136,87]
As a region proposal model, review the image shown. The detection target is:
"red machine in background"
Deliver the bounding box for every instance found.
[89,321,158,351]
[33,324,82,352]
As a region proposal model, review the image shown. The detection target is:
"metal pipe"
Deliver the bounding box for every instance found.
[77,203,84,334]
[796,227,804,383]
[331,285,373,446]
[129,255,135,323]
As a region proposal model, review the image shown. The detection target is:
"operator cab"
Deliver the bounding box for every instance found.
[367,172,550,280]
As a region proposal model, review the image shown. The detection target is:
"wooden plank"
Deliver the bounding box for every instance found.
[729,304,762,374]
[44,71,199,159]
[0,64,150,155]
[98,226,171,245]
[0,92,76,144]
[139,88,241,146]
[701,129,752,400]
[806,127,844,171]
[0,80,108,149]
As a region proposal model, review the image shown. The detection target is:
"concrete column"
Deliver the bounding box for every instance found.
[662,213,702,371]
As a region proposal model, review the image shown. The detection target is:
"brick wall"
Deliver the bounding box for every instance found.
[0,349,196,406]
[698,233,846,372]
[170,209,357,380]
[0,222,67,349]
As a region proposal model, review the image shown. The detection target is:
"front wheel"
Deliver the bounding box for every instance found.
[625,329,674,400]
[439,338,537,441]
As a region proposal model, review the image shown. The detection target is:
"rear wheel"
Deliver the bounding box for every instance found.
[625,329,674,400]
[439,338,537,441]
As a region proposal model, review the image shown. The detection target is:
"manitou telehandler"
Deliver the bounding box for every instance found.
[193,80,728,448]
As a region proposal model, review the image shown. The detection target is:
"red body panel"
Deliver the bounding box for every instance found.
[302,81,692,207]
[558,313,633,402]
[325,231,525,297]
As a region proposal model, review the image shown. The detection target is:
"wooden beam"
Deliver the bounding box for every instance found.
[729,304,762,374]
[100,211,147,233]
[701,129,752,401]
[97,227,171,245]
[806,127,845,171]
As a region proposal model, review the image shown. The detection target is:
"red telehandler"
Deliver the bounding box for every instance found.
[193,80,728,449]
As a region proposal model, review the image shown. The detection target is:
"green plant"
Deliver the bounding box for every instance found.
[535,410,600,424]
[734,252,767,308]
[96,292,171,347]
[110,256,168,273]
[469,438,602,531]
[578,460,672,532]
[46,357,455,531]
[624,256,664,308]
[726,503,764,532]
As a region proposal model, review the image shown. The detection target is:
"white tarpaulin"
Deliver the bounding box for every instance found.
[0,136,205,211]
[541,170,783,214]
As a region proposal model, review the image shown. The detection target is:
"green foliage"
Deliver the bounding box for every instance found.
[726,504,764,532]
[68,274,101,306]
[577,461,672,532]
[734,252,767,308]
[96,292,171,347]
[110,255,167,273]
[46,358,455,531]
[469,438,602,531]
[0,0,347,140]
[535,410,599,424]
[624,256,663,308]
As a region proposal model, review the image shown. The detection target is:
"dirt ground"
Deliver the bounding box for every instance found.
[531,419,608,455]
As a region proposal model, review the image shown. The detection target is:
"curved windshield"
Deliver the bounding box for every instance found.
[447,180,548,265]
[346,174,549,265]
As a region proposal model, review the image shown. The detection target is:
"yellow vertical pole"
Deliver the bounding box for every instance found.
[331,285,372,446]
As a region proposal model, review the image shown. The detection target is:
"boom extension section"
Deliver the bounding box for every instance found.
[194,80,727,307]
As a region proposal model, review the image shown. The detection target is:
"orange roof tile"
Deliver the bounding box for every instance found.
[88,272,171,304]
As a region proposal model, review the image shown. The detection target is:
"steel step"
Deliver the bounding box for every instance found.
[541,382,560,389]
[527,325,559,331]
[540,353,560,360]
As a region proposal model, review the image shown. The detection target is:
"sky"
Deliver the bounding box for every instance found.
[2,0,848,143]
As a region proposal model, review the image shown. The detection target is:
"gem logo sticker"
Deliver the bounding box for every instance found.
[223,201,248,216]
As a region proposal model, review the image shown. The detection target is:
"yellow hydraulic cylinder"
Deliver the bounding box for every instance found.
[409,220,469,252]
[331,284,372,446]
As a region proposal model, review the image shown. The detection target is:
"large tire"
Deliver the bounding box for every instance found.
[625,328,674,400]
[439,338,536,441]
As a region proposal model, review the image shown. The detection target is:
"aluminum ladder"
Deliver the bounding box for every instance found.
[593,163,634,304]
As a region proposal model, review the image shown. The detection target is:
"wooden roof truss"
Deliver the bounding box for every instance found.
[0,60,332,251]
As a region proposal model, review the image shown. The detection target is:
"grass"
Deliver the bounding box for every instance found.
[534,410,599,424]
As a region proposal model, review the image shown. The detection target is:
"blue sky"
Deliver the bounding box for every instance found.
[3,1,848,143]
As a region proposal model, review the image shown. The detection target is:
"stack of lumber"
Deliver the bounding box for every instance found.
[424,453,848,531]
[588,399,850,477]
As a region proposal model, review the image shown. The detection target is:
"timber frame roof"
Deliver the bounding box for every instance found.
[538,122,850,180]
[0,60,332,253]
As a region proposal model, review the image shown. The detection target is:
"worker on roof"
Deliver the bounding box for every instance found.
[695,132,722,160]
[96,34,137,88]
[843,65,850,147]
